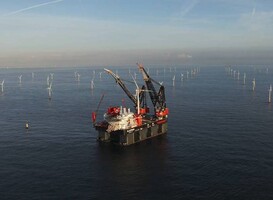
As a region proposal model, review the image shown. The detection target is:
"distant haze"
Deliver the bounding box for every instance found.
[1,48,273,68]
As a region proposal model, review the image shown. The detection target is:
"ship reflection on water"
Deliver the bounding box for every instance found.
[94,135,169,198]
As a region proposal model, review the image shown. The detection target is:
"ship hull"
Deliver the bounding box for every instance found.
[95,120,168,146]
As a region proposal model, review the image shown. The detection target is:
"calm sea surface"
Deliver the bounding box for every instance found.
[0,66,273,199]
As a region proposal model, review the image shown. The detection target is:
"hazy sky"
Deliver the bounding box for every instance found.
[1,0,273,67]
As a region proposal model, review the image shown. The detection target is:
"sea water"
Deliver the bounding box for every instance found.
[0,66,273,199]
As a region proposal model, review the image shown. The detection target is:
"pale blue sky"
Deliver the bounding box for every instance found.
[1,0,273,67]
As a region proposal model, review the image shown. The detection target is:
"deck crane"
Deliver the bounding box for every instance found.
[104,68,146,111]
[137,63,167,115]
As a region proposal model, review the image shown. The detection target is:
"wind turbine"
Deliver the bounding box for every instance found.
[0,79,4,93]
[91,75,95,90]
[131,74,151,115]
[47,75,50,86]
[172,75,176,86]
[269,84,272,103]
[47,82,52,100]
[18,75,22,84]
[77,73,81,82]
[32,72,35,80]
[99,72,103,79]
[252,78,256,91]
[50,73,54,80]
[91,80,94,90]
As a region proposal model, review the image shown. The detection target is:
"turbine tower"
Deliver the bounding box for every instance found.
[269,84,272,103]
[18,75,22,84]
[47,82,52,100]
[252,78,256,91]
[0,80,4,93]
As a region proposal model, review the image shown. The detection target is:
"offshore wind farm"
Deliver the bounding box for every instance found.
[1,65,273,199]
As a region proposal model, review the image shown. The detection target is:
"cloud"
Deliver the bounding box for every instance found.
[2,0,64,17]
[169,0,199,23]
[238,10,273,33]
[179,0,199,18]
[251,7,256,17]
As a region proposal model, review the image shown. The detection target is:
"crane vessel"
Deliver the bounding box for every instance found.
[92,64,169,146]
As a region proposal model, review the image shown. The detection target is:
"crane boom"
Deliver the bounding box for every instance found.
[104,68,137,107]
[137,63,166,112]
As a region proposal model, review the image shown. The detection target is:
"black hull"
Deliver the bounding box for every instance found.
[95,121,168,146]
